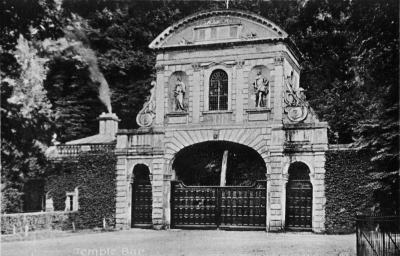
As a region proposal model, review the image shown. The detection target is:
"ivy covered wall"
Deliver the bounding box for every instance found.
[324,149,374,234]
[45,152,117,229]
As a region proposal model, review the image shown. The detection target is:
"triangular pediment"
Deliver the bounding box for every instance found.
[149,9,288,49]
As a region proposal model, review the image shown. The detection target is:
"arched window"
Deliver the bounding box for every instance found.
[209,70,228,111]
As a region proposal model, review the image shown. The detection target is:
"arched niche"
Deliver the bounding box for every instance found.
[248,65,270,109]
[168,71,189,113]
[132,163,151,181]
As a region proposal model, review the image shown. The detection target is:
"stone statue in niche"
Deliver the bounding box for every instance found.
[174,76,186,111]
[136,81,156,127]
[253,70,269,108]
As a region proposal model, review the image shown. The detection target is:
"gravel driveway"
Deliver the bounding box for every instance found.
[1,229,356,256]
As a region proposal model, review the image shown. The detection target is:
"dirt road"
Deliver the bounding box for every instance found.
[1,229,355,256]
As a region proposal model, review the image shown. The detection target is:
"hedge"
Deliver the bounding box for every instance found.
[324,149,375,234]
[45,152,117,229]
[1,211,79,235]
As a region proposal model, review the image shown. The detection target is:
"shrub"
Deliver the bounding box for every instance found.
[45,151,117,229]
[324,149,374,234]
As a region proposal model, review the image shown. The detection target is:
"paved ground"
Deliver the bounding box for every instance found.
[2,229,356,256]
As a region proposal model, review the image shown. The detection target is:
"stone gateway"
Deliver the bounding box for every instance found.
[116,9,328,232]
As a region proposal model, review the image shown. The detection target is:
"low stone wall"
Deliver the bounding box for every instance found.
[1,211,78,235]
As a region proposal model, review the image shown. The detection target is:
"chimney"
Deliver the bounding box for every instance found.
[99,112,120,138]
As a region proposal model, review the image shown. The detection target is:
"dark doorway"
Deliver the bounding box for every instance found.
[131,164,152,228]
[285,162,313,230]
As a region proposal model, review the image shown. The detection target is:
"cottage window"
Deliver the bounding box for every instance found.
[65,187,79,211]
[209,70,228,111]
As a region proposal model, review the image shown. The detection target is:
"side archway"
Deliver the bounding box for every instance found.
[131,163,152,228]
[284,162,313,230]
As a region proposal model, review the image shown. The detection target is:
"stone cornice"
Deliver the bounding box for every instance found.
[149,9,288,49]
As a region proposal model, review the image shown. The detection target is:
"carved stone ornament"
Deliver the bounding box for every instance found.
[241,31,258,40]
[284,72,309,122]
[236,60,245,68]
[204,18,235,26]
[274,57,284,66]
[155,65,165,73]
[136,81,156,127]
[178,37,193,45]
[282,173,290,181]
[191,63,201,71]
[213,129,219,140]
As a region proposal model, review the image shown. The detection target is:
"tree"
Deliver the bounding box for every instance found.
[348,0,399,213]
[1,35,54,213]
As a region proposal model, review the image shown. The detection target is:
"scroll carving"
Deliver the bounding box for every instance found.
[274,57,284,66]
[136,81,156,127]
[284,71,309,122]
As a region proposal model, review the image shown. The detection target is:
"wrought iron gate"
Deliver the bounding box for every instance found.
[131,180,152,227]
[171,181,266,229]
[356,214,400,256]
[286,180,312,229]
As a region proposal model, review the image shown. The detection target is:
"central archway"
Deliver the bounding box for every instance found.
[172,141,266,186]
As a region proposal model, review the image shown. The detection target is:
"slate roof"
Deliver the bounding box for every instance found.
[65,134,116,145]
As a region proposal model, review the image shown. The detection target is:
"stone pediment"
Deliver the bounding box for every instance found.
[149,9,288,49]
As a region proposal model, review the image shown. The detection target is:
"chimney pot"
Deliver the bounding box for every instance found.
[98,113,120,137]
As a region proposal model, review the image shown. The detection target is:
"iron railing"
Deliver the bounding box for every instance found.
[356,214,400,256]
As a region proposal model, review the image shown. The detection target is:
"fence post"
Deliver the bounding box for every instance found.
[356,215,359,256]
[382,228,385,256]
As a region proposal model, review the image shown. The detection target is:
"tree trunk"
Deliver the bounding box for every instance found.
[220,150,228,186]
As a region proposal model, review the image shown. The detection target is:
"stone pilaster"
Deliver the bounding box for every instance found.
[235,61,244,123]
[151,158,164,229]
[281,173,289,228]
[311,152,326,233]
[273,57,284,121]
[163,173,172,229]
[192,64,201,123]
[115,156,128,229]
[155,66,165,125]
[268,153,284,230]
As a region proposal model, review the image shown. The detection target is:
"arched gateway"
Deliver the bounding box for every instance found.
[115,9,328,232]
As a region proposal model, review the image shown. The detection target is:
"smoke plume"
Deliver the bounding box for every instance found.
[64,17,112,113]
